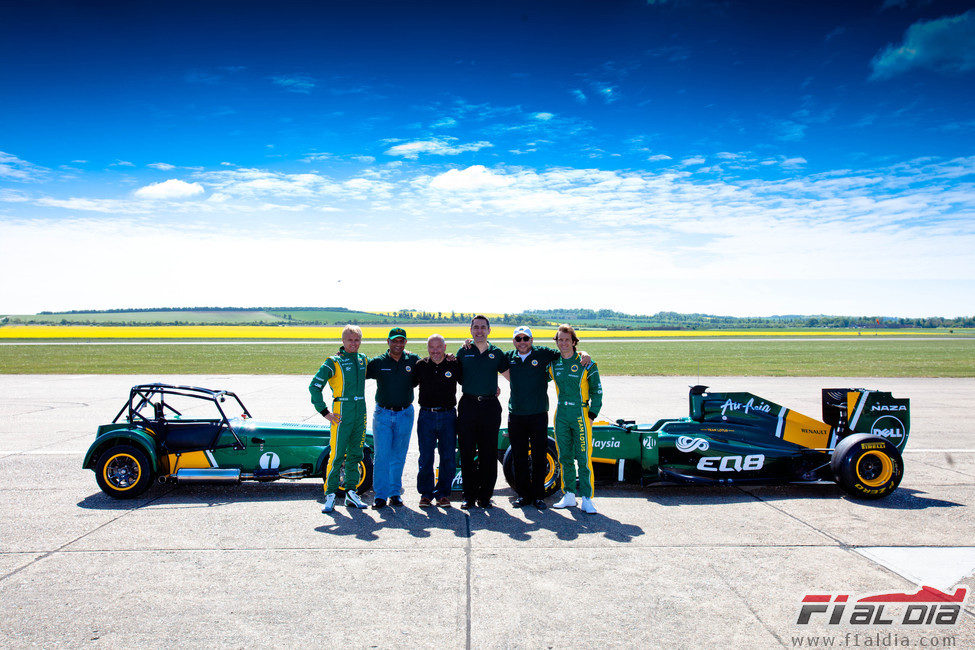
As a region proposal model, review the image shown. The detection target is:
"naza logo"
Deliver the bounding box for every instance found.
[871,404,907,412]
[797,586,967,626]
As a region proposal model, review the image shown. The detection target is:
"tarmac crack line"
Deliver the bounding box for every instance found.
[464,513,472,650]
[710,563,787,648]
[0,488,174,585]
[735,487,846,546]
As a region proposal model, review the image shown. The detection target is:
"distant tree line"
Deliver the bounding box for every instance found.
[7,306,972,329]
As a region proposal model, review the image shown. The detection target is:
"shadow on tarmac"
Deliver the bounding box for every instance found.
[315,497,645,543]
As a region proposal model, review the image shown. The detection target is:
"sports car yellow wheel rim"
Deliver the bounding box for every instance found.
[544,452,558,485]
[356,461,367,489]
[103,453,142,491]
[856,450,893,487]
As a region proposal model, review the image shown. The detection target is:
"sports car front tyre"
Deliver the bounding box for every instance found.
[94,444,155,499]
[831,434,903,500]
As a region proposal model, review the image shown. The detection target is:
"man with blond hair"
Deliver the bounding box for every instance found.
[310,324,369,513]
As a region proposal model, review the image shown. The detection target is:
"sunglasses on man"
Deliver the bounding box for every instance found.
[514,335,531,342]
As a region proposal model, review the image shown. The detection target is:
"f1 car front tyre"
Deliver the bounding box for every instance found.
[95,444,155,499]
[831,434,904,499]
[501,437,561,498]
[322,447,374,496]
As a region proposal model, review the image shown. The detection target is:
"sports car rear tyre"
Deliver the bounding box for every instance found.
[323,447,374,496]
[831,434,903,500]
[501,437,561,498]
[95,444,155,499]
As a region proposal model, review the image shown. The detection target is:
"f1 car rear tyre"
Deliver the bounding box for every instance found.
[501,437,561,498]
[95,444,155,499]
[831,434,903,499]
[322,447,374,496]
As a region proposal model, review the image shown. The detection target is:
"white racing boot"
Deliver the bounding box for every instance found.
[553,492,577,509]
[322,493,336,513]
[345,490,368,509]
[580,497,597,514]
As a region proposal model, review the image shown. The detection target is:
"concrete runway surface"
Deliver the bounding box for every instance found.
[1,375,973,648]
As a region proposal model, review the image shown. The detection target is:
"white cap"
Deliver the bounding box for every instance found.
[513,326,533,338]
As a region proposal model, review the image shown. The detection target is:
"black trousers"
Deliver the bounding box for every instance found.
[507,412,549,501]
[457,394,502,503]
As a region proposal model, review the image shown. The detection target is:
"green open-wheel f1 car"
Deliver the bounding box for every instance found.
[497,386,909,500]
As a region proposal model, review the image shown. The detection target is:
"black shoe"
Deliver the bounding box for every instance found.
[533,499,548,510]
[389,495,403,507]
[460,500,476,510]
[477,498,493,508]
[372,498,387,509]
[512,497,529,507]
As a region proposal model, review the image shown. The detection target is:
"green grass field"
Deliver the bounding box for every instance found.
[1,339,971,376]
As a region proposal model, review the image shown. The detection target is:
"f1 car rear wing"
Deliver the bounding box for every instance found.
[687,385,910,452]
[821,389,910,452]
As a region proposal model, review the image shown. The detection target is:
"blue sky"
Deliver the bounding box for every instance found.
[1,0,973,317]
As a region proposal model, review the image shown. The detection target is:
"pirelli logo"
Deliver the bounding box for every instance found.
[861,442,886,450]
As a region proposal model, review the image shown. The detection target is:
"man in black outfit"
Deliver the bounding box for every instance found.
[411,334,462,508]
[454,315,509,509]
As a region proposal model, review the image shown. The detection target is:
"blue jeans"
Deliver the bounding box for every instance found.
[416,408,457,499]
[372,405,415,500]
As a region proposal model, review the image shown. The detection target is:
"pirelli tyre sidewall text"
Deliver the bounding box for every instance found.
[831,433,904,499]
[95,443,155,499]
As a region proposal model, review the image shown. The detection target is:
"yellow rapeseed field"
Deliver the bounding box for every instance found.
[0,324,925,340]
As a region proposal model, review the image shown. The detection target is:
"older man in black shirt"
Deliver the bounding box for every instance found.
[411,333,462,507]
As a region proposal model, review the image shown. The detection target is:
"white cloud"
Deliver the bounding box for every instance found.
[871,10,975,79]
[431,117,457,128]
[680,156,706,166]
[270,74,316,93]
[110,160,135,167]
[384,138,493,159]
[7,157,974,316]
[0,151,48,181]
[532,112,554,121]
[148,162,176,170]
[428,166,514,191]
[647,154,672,162]
[134,179,206,200]
[570,89,587,103]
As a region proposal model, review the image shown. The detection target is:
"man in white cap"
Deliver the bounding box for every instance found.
[502,326,589,509]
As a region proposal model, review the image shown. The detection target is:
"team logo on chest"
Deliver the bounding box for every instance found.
[531,359,538,366]
[405,366,412,372]
[445,371,453,378]
[571,364,579,372]
[488,353,495,359]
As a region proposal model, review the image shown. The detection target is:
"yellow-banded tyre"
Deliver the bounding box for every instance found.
[831,434,904,500]
[95,444,154,499]
[501,437,561,498]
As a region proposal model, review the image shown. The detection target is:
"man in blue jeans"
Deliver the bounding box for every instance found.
[366,327,420,509]
[411,334,462,507]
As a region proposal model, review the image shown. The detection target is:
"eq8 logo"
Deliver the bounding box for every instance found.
[796,586,966,626]
[696,454,764,472]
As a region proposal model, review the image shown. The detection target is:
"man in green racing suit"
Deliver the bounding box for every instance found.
[548,324,603,514]
[310,324,369,512]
